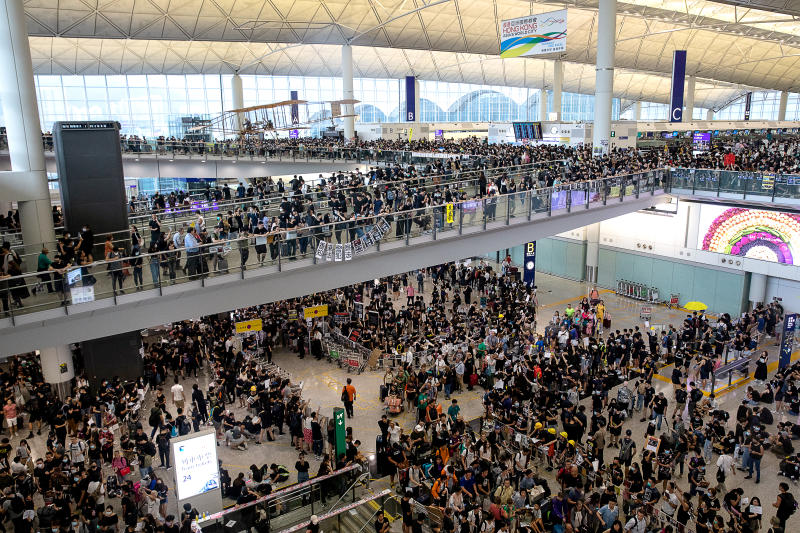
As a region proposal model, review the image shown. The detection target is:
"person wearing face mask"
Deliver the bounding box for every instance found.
[164,514,179,533]
[99,504,119,532]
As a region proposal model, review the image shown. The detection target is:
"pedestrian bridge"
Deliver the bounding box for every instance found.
[0,171,669,355]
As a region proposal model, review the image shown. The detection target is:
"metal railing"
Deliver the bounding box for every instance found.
[197,464,364,530]
[7,158,568,264]
[0,169,668,324]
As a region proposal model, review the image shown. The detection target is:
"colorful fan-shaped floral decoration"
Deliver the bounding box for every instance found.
[701,208,800,265]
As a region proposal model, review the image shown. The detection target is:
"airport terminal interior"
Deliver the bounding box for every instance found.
[2,0,800,532]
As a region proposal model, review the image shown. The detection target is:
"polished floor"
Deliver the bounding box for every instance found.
[10,270,799,530]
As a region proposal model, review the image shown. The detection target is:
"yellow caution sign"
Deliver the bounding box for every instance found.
[303,304,329,319]
[235,319,262,333]
[445,203,454,224]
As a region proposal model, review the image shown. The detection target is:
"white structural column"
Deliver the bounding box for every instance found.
[684,75,696,122]
[748,273,767,308]
[706,109,714,121]
[0,0,56,254]
[592,0,616,155]
[539,90,548,121]
[778,91,789,121]
[585,223,601,283]
[341,45,355,140]
[39,345,75,398]
[553,60,563,121]
[685,203,701,248]
[231,73,244,132]
[634,101,642,121]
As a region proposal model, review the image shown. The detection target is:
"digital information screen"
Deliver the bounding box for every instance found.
[172,432,220,500]
[512,122,543,141]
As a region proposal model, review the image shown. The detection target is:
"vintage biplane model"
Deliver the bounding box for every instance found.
[188,99,359,137]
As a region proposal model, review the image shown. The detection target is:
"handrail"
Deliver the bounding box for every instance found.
[277,489,392,533]
[197,463,362,524]
[0,169,666,323]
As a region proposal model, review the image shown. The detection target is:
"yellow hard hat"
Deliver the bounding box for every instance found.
[250,386,257,392]
[548,428,556,434]
[568,440,576,446]
[560,431,568,439]
[534,422,543,430]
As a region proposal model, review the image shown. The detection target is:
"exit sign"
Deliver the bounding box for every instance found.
[610,131,616,137]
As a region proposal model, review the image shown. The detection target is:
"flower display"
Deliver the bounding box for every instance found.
[701,208,800,265]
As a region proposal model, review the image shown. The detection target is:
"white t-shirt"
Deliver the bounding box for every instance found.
[171,384,185,402]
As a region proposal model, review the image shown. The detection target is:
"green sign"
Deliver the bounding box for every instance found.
[330,349,339,360]
[334,407,346,459]
[610,131,615,138]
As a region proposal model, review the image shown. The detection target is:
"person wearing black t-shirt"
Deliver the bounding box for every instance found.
[296,452,310,483]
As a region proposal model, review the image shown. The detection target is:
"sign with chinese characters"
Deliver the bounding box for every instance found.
[500,10,567,58]
[172,432,220,500]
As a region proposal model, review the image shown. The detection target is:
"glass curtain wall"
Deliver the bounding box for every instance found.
[6,74,796,137]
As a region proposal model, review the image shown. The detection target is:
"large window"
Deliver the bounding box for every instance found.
[4,73,793,137]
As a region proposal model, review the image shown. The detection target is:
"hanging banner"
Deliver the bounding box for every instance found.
[315,240,326,260]
[334,244,343,261]
[523,241,536,286]
[669,50,687,123]
[344,242,353,261]
[405,76,416,121]
[353,239,364,256]
[499,9,567,58]
[446,203,454,224]
[744,92,753,121]
[779,313,797,369]
[363,231,375,248]
[290,90,299,138]
[325,242,334,261]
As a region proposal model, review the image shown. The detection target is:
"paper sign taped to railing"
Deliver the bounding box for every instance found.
[344,242,353,261]
[335,244,343,261]
[235,319,262,333]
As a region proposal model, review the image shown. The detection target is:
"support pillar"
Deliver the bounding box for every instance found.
[706,109,714,121]
[553,60,563,121]
[748,273,767,309]
[539,89,548,121]
[634,101,642,121]
[778,91,788,121]
[592,0,616,155]
[0,0,56,257]
[585,223,600,283]
[341,45,355,140]
[231,73,244,133]
[685,203,701,249]
[684,75,695,122]
[39,345,75,399]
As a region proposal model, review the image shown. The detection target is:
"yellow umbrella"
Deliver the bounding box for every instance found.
[684,301,708,311]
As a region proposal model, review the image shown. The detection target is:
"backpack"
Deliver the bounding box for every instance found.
[144,441,156,456]
[675,389,687,404]
[178,416,191,436]
[690,388,703,403]
[149,407,161,427]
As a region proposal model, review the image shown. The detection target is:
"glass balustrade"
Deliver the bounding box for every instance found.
[0,171,664,323]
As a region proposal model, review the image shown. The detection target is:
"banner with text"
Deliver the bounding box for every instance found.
[669,50,687,123]
[523,241,536,286]
[500,9,567,58]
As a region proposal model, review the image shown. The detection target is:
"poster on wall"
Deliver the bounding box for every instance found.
[500,9,567,58]
[698,206,800,265]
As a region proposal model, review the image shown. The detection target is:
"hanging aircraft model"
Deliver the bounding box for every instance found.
[188,99,359,137]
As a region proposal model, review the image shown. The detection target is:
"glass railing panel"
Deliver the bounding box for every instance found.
[775,174,800,199]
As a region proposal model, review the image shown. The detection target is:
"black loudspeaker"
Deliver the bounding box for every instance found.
[53,122,129,237]
[81,331,143,383]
